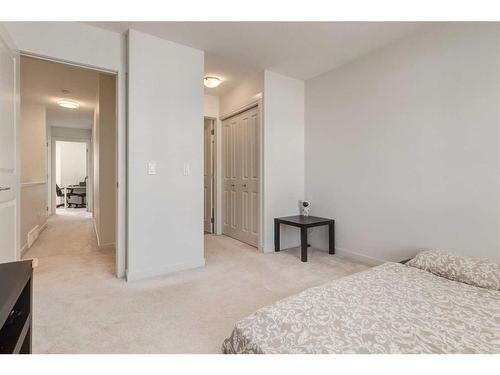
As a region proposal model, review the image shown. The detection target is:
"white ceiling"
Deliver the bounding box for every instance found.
[87,22,428,96]
[21,56,99,130]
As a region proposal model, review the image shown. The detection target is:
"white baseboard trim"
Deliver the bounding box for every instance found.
[93,220,115,250]
[23,219,48,255]
[27,225,39,248]
[126,258,206,282]
[116,269,126,279]
[93,219,101,246]
[20,242,29,258]
[264,242,386,266]
[334,247,386,266]
[39,221,48,233]
[98,242,115,250]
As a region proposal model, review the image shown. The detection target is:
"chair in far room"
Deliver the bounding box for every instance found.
[66,188,86,208]
[55,184,65,208]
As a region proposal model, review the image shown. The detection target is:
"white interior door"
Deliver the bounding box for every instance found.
[204,118,214,233]
[0,29,19,263]
[222,106,259,247]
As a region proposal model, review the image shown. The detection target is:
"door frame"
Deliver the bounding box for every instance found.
[220,95,264,251]
[19,51,125,278]
[50,137,92,214]
[204,116,216,234]
[0,25,20,262]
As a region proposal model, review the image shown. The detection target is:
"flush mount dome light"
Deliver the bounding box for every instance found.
[204,76,222,88]
[57,100,79,109]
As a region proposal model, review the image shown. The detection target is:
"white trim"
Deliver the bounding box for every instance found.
[220,97,261,121]
[19,219,47,257]
[334,247,386,267]
[93,219,101,246]
[20,242,28,258]
[257,96,264,252]
[20,51,117,75]
[98,242,115,250]
[93,220,115,250]
[21,181,46,187]
[126,258,206,282]
[27,225,39,248]
[203,116,217,234]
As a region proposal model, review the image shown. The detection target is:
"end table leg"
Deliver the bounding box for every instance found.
[274,219,280,252]
[329,221,335,255]
[301,227,308,262]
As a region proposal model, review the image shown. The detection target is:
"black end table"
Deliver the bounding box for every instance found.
[274,215,335,262]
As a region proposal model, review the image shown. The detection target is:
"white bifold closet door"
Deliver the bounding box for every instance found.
[222,106,259,247]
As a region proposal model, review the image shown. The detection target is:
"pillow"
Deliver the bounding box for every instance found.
[407,250,500,291]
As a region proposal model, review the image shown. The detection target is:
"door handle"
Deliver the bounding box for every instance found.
[0,187,11,191]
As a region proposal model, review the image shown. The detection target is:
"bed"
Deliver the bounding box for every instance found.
[222,250,500,354]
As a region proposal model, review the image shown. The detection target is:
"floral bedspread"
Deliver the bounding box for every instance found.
[222,263,500,353]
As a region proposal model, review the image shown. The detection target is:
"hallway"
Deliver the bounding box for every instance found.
[23,211,369,353]
[24,208,105,259]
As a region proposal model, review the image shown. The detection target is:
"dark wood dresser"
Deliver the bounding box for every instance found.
[0,259,34,354]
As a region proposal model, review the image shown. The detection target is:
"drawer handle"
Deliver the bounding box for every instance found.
[242,184,247,187]
[0,186,11,192]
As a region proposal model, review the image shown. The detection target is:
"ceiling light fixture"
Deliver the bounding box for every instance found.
[57,100,79,109]
[204,76,222,88]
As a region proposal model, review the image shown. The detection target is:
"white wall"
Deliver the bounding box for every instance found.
[20,102,46,183]
[204,94,219,118]
[51,126,92,139]
[4,21,127,277]
[127,29,205,280]
[19,100,47,252]
[220,72,264,116]
[56,141,87,186]
[305,23,500,263]
[263,71,305,251]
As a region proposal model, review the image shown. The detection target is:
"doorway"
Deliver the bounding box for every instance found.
[0,33,17,263]
[54,140,89,212]
[221,105,260,247]
[19,55,117,269]
[204,117,215,233]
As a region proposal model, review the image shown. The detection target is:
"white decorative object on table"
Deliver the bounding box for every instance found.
[300,200,311,216]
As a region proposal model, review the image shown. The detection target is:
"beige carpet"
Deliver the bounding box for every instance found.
[23,210,370,353]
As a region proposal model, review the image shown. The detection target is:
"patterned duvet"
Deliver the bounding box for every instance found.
[222,262,500,353]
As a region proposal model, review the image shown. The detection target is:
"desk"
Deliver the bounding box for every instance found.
[62,185,86,208]
[274,215,335,262]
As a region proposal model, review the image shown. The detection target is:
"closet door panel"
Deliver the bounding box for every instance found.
[239,107,259,246]
[222,118,236,237]
[222,106,259,247]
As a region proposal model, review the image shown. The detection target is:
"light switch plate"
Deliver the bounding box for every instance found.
[147,161,157,175]
[183,162,190,176]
